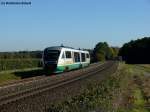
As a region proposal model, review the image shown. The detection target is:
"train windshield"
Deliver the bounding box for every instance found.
[44,50,60,61]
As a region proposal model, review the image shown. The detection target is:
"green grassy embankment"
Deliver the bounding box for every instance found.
[117,64,150,112]
[0,58,43,84]
[47,63,150,112]
[0,67,43,85]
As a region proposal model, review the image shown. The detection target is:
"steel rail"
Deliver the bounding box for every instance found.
[0,62,101,88]
[0,61,117,106]
[0,62,102,98]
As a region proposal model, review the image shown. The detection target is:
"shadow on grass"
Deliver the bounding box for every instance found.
[14,67,81,79]
[14,69,47,79]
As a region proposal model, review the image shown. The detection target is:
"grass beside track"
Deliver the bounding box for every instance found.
[47,63,150,112]
[0,67,43,85]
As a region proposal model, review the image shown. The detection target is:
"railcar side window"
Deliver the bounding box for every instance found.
[81,53,86,62]
[86,53,89,58]
[74,52,80,62]
[65,51,72,58]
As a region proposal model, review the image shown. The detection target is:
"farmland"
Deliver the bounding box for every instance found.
[0,58,42,71]
[0,51,42,71]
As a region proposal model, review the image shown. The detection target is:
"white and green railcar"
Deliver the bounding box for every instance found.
[43,46,90,73]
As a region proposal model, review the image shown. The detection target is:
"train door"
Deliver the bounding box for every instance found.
[73,52,80,63]
[86,53,90,65]
[64,50,73,70]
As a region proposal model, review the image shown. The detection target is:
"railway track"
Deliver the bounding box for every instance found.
[0,62,103,97]
[0,61,118,112]
[0,62,102,88]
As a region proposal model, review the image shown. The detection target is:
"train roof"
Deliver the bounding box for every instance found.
[45,46,73,50]
[44,46,88,52]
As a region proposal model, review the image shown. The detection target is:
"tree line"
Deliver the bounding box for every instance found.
[1,36,149,61]
[0,44,119,62]
[92,37,150,64]
[119,37,150,64]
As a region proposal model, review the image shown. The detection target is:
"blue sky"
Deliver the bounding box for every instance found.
[0,0,150,51]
